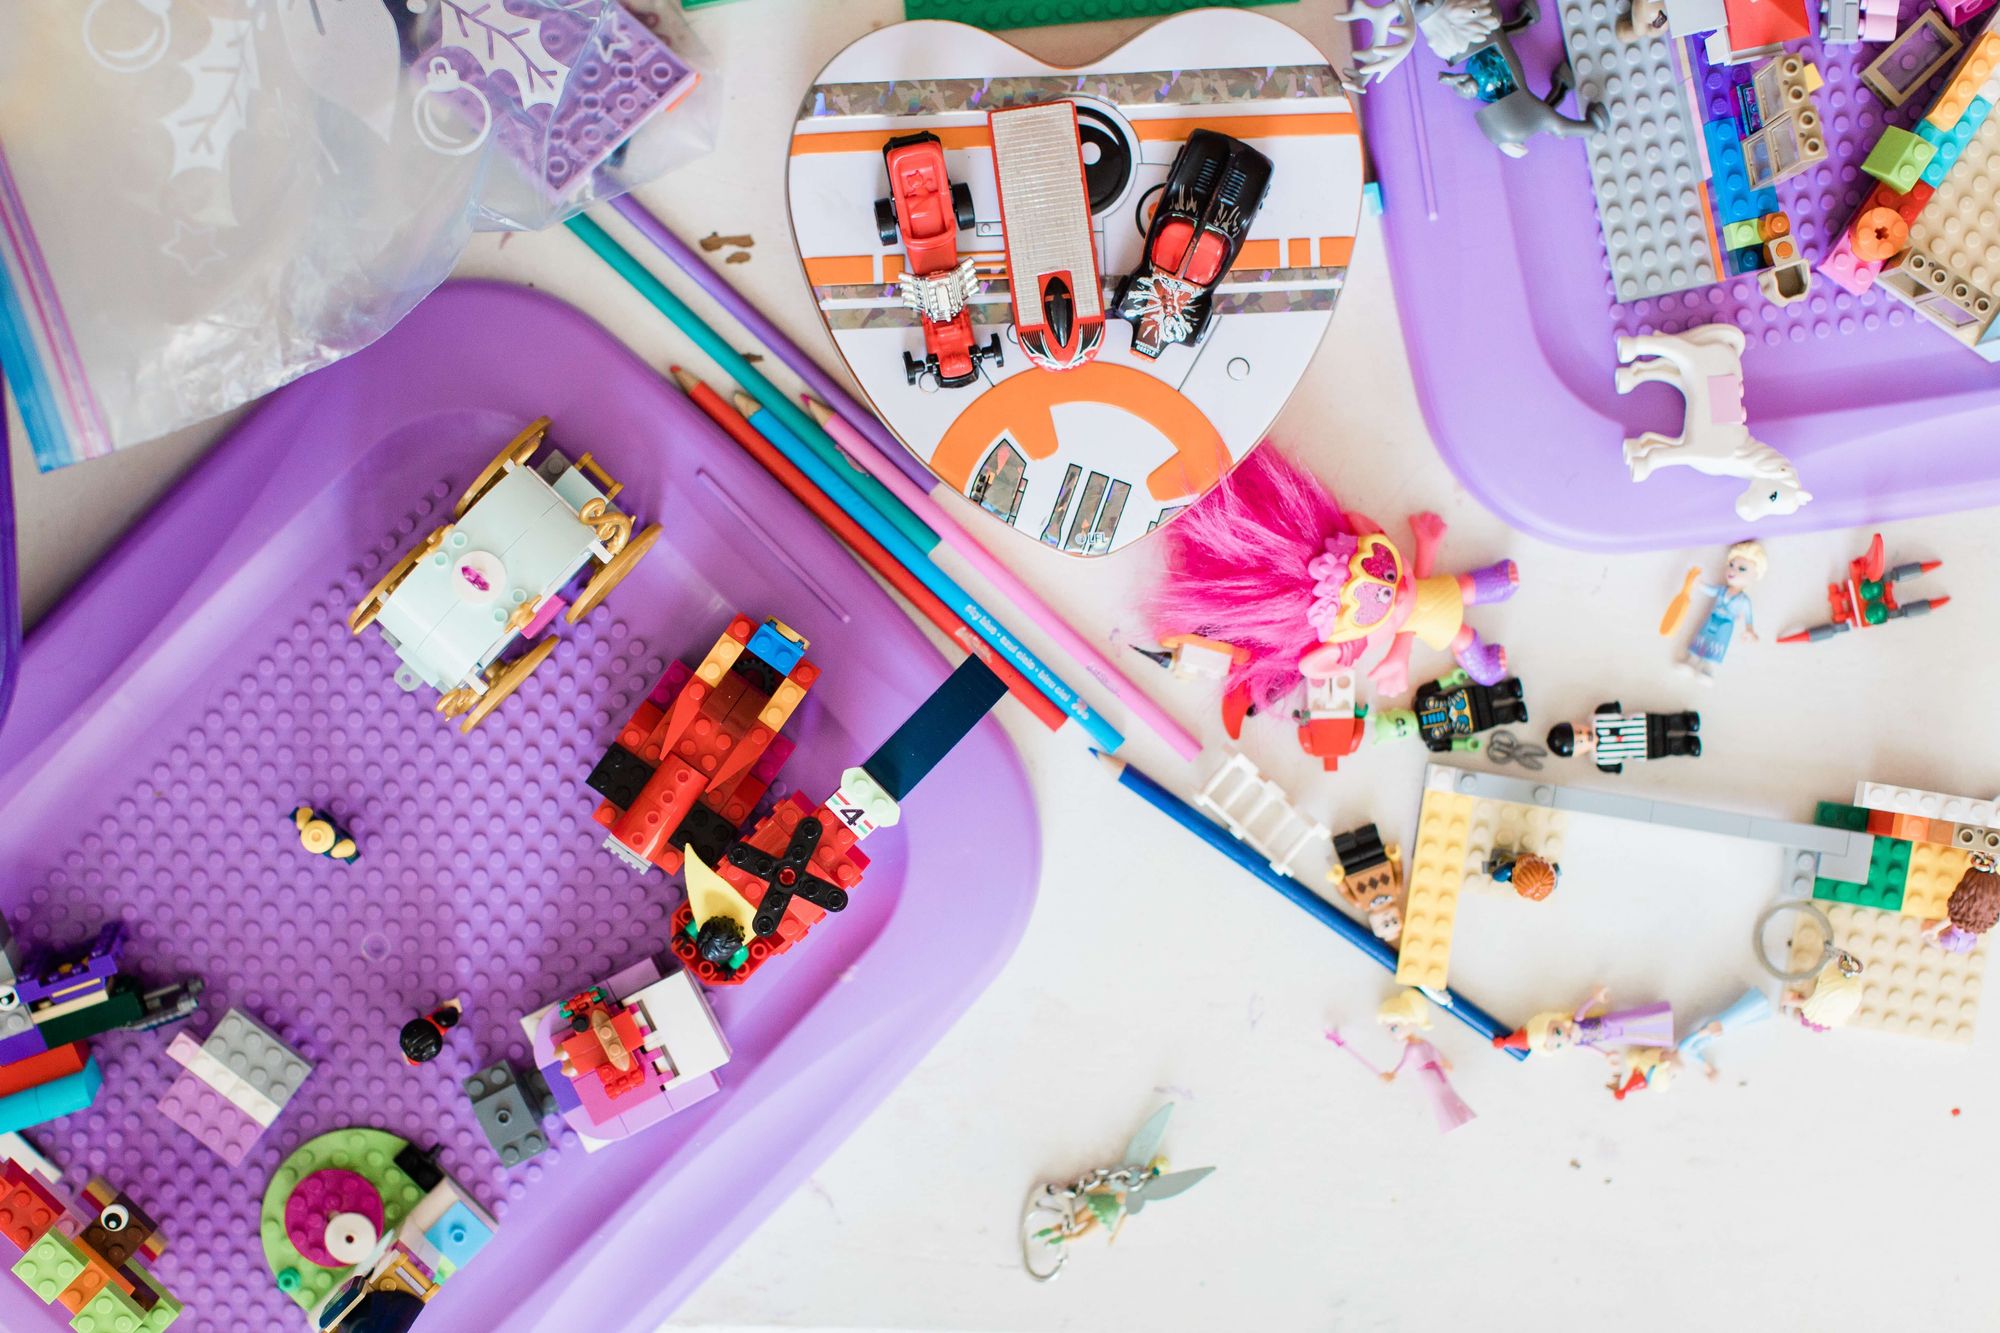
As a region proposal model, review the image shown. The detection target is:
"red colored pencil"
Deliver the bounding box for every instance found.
[671,367,1066,733]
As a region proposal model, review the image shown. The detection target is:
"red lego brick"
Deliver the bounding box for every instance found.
[1866,809,1896,835]
[0,1041,87,1098]
[0,1166,64,1252]
[1723,0,1809,47]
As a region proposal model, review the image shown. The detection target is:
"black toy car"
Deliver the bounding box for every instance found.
[1113,130,1273,358]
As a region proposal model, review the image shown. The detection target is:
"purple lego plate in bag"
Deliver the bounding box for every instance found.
[0,281,1038,1331]
[1363,30,2000,552]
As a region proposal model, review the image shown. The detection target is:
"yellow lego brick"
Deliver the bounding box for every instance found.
[694,627,744,687]
[1395,786,1475,989]
[1901,843,1974,920]
[1932,30,2000,130]
[1793,903,1984,1043]
[758,679,807,731]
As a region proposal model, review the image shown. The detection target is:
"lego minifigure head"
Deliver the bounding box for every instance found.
[1946,867,2000,936]
[1546,723,1576,758]
[1721,540,1768,591]
[296,807,340,855]
[695,916,748,969]
[1376,989,1431,1038]
[1373,709,1418,744]
[1366,898,1402,943]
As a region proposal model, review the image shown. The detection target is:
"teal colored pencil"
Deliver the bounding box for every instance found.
[739,396,1125,754]
[1095,751,1524,1058]
[564,213,936,553]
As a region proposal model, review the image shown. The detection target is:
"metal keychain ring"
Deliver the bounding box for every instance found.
[1754,899,1838,982]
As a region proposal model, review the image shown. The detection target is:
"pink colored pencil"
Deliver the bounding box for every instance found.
[802,396,1203,761]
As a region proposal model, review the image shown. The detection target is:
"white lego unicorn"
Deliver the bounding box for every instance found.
[1615,323,1812,523]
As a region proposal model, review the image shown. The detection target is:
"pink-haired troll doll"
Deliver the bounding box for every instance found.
[1148,443,1518,715]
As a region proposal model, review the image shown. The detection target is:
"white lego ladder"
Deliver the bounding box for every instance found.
[1194,753,1330,878]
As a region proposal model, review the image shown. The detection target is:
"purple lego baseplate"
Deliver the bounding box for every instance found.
[0,282,1038,1332]
[1362,22,2000,550]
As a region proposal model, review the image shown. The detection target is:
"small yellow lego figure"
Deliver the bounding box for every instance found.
[292,805,358,863]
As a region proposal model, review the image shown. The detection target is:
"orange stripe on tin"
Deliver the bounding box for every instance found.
[790,126,994,156]
[1318,235,1355,266]
[1130,112,1356,141]
[802,256,878,284]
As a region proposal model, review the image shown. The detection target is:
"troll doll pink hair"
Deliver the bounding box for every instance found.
[1148,443,1381,709]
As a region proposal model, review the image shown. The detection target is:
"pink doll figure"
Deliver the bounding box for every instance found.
[1491,985,1674,1059]
[1148,443,1519,712]
[1326,990,1476,1133]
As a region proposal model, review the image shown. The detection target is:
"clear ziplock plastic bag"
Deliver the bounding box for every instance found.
[0,0,719,470]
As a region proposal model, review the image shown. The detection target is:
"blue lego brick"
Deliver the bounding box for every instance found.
[0,1057,102,1133]
[1363,180,1384,216]
[1704,120,1780,226]
[744,622,805,676]
[424,1200,494,1269]
[1920,97,1991,186]
[1730,247,1767,275]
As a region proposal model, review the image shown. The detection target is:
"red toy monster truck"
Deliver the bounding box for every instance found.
[876,131,1002,388]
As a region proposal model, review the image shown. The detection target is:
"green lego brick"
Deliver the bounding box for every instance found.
[1722,219,1764,249]
[72,1281,148,1333]
[34,982,144,1047]
[1815,835,1910,910]
[905,0,1283,27]
[1815,800,1871,832]
[1862,127,1939,193]
[131,1266,182,1333]
[260,1128,423,1312]
[13,1227,86,1302]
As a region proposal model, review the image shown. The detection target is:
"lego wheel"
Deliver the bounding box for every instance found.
[454,416,550,519]
[952,182,975,231]
[348,526,448,634]
[874,198,899,246]
[459,636,556,734]
[565,522,662,623]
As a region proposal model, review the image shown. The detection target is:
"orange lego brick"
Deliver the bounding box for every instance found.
[57,1255,112,1312]
[1891,811,1930,841]
[1931,30,2000,130]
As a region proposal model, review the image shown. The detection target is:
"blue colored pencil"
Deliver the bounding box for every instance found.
[1095,751,1523,1058]
[738,396,1126,754]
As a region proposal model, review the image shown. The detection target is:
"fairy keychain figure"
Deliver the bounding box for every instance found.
[1020,1104,1214,1281]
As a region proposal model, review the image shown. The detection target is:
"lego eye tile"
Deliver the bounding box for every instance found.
[786,11,1363,557]
[0,284,1039,1331]
[1361,4,2000,550]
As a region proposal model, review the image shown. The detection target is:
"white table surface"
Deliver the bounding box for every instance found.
[11,3,2000,1330]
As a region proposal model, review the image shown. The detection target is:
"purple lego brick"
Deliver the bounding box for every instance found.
[0,283,1038,1332]
[156,1071,261,1168]
[1362,22,2000,549]
[0,1026,47,1067]
[14,924,123,1008]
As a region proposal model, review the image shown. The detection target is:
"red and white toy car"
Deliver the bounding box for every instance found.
[989,101,1104,371]
[876,131,1002,387]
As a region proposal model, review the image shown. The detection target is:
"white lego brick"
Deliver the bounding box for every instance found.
[0,1132,59,1184]
[1854,783,2000,829]
[167,1028,284,1126]
[626,972,730,1087]
[405,1177,498,1239]
[203,1008,313,1106]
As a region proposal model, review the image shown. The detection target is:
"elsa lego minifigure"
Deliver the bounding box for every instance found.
[1663,541,1766,684]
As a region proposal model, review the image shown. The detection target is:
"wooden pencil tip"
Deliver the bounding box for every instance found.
[802,396,834,427]
[1092,749,1126,778]
[668,366,698,391]
[732,390,761,417]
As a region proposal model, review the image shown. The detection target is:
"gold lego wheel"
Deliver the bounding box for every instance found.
[454,416,551,519]
[349,526,449,634]
[565,522,661,624]
[458,636,556,734]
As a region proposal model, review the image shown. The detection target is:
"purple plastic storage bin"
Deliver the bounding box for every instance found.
[1364,32,2000,552]
[0,282,1038,1331]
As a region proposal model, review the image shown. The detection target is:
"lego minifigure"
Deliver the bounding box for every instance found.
[1922,861,2000,954]
[1606,1045,1687,1099]
[1486,850,1558,901]
[1326,990,1476,1132]
[398,1000,462,1066]
[1329,824,1404,944]
[1780,954,1863,1032]
[1661,541,1766,683]
[1379,669,1528,754]
[1676,988,1771,1079]
[293,804,359,862]
[1546,702,1700,773]
[1492,986,1674,1057]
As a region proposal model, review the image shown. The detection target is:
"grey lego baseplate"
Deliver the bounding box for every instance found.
[1433,766,1866,858]
[1561,1,1720,299]
[208,1008,314,1104]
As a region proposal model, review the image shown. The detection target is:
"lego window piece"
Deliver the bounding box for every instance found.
[1862,13,1965,108]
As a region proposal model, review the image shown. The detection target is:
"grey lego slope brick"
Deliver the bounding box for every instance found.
[1439,767,1865,853]
[1561,0,1719,300]
[1822,0,1861,44]
[1815,831,1877,884]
